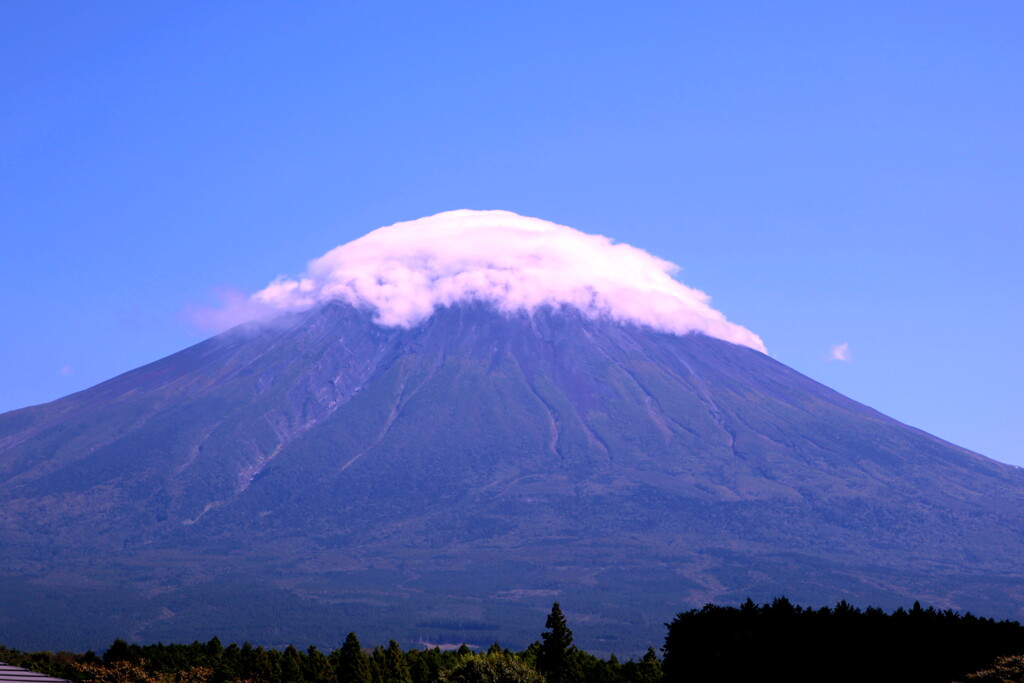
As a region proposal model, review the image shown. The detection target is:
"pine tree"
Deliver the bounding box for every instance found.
[103,639,132,664]
[635,647,662,683]
[306,645,334,683]
[254,646,282,683]
[238,642,257,681]
[384,640,412,683]
[216,643,241,681]
[537,602,582,683]
[281,644,305,683]
[335,632,372,683]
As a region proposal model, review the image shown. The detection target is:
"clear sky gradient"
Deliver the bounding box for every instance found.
[2,2,1021,464]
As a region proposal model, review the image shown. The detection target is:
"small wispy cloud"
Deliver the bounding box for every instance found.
[59,364,74,376]
[829,342,851,362]
[183,288,280,334]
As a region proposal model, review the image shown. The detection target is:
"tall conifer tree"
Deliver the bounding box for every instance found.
[335,632,372,683]
[537,602,583,683]
[384,640,412,683]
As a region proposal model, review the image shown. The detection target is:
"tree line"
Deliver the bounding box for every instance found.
[663,597,1024,682]
[0,603,658,683]
[3,599,1024,682]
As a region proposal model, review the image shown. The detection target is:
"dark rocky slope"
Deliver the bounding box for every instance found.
[2,302,1022,653]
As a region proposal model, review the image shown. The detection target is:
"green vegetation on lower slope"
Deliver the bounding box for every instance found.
[0,602,659,683]
[5,599,1024,683]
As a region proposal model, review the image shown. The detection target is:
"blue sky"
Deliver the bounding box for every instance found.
[2,2,1021,465]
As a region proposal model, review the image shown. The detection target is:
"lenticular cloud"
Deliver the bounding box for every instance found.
[253,210,766,352]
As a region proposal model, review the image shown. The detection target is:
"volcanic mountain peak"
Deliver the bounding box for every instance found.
[2,299,1023,654]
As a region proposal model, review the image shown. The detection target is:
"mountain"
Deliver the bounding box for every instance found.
[2,301,1023,654]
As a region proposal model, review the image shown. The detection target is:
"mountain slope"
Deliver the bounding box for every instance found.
[1,302,1022,653]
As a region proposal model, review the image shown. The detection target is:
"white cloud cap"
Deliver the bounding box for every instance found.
[253,210,766,352]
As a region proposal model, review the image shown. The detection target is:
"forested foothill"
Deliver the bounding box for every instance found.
[663,598,1024,682]
[2,599,1023,682]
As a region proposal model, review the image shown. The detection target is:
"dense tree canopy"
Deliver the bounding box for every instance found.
[663,598,1024,683]
[6,598,1024,683]
[441,651,544,683]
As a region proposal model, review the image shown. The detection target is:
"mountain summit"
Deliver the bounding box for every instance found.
[2,214,1022,654]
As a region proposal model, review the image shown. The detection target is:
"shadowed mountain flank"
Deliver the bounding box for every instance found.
[2,302,1022,654]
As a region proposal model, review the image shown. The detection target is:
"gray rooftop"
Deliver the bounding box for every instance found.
[0,663,72,683]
